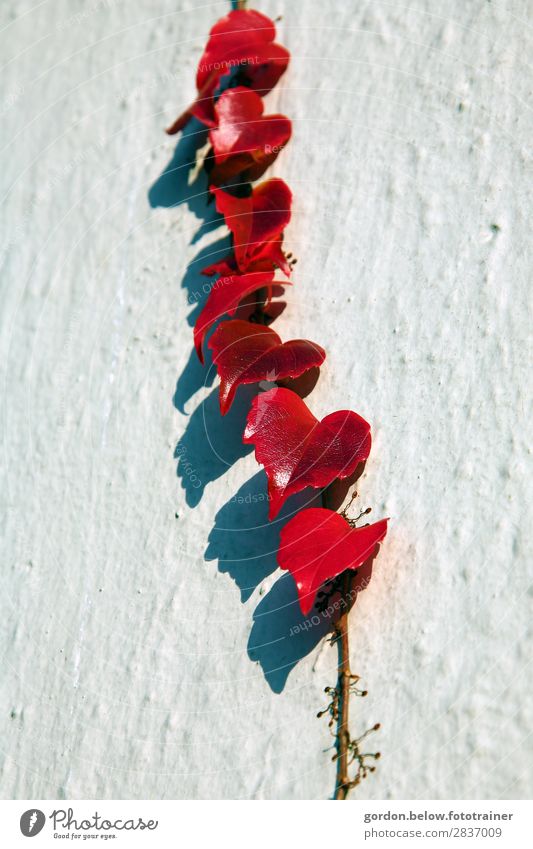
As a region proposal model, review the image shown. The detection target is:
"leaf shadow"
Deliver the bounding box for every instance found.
[248,554,376,694]
[148,116,223,243]
[174,385,256,507]
[205,472,316,602]
[172,237,231,415]
[148,113,231,413]
[247,574,332,694]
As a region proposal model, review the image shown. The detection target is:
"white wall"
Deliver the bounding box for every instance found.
[1,0,531,800]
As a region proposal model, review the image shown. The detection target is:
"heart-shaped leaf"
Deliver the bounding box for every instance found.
[167,10,289,134]
[195,11,289,105]
[278,508,388,614]
[194,271,289,362]
[243,387,372,518]
[208,319,326,414]
[210,180,292,274]
[208,88,291,183]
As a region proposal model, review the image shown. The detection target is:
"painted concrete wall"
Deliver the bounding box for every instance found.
[1,0,531,799]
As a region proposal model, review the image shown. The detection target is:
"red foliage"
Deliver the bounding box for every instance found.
[166,9,289,134]
[208,319,326,414]
[243,388,372,518]
[171,7,390,645]
[278,508,388,614]
[208,87,291,185]
[204,180,292,277]
[201,235,289,279]
[193,271,289,362]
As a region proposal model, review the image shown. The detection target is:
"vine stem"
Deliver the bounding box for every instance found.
[334,568,354,800]
[322,486,353,799]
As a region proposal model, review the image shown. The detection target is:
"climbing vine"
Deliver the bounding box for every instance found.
[166,4,388,799]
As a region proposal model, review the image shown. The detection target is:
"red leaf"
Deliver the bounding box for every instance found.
[193,271,290,363]
[207,88,291,184]
[208,319,326,414]
[167,10,289,134]
[210,179,292,274]
[243,388,372,518]
[196,10,284,92]
[202,235,290,278]
[278,508,388,614]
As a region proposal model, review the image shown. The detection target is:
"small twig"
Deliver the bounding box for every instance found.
[235,0,248,9]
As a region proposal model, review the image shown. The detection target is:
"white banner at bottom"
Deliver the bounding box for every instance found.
[2,799,532,848]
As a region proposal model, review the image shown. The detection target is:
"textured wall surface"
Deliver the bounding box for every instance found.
[1,0,531,800]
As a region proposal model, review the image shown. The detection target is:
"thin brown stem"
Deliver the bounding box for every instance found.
[236,0,248,9]
[334,569,354,799]
[319,487,380,799]
[322,486,355,798]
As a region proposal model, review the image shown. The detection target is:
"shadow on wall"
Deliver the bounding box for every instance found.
[147,65,375,695]
[171,236,231,415]
[174,385,255,508]
[248,556,376,694]
[148,117,221,238]
[205,472,318,602]
[248,574,332,694]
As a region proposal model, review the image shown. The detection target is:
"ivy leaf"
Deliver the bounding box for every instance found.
[208,179,292,275]
[193,271,289,362]
[166,9,289,134]
[278,508,388,614]
[208,319,325,414]
[243,387,372,518]
[208,87,291,184]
